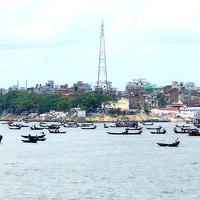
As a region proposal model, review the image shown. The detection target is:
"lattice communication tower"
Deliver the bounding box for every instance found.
[96,20,108,93]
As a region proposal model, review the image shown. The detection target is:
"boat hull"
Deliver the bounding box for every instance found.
[157,141,180,147]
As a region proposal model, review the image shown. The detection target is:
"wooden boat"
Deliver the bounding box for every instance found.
[79,123,94,127]
[9,126,21,130]
[141,122,154,125]
[126,126,143,130]
[175,124,189,128]
[181,127,196,131]
[146,126,162,130]
[1,120,14,125]
[188,129,200,136]
[30,126,44,130]
[173,127,188,134]
[9,123,29,127]
[81,125,97,129]
[150,129,166,134]
[48,129,66,134]
[107,130,142,135]
[39,123,48,127]
[21,134,46,139]
[63,122,79,128]
[19,124,29,127]
[157,141,180,147]
[63,125,78,128]
[21,139,37,143]
[45,124,61,129]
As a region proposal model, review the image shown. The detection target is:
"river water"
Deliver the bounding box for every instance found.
[0,121,200,200]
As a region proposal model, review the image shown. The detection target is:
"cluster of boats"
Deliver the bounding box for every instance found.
[104,120,200,147]
[2,121,98,144]
[2,119,200,146]
[173,124,200,136]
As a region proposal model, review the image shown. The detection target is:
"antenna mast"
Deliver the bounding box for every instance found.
[97,20,108,93]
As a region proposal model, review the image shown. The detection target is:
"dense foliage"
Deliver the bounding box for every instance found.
[0,91,113,115]
[157,94,167,107]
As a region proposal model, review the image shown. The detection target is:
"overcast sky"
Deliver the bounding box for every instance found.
[1,0,200,90]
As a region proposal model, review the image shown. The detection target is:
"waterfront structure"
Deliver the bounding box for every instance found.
[77,110,86,123]
[103,98,129,111]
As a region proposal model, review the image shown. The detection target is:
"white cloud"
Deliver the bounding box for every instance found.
[0,0,30,8]
[137,0,200,28]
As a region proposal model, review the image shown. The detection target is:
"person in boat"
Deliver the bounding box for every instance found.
[175,138,179,143]
[28,134,31,140]
[55,126,59,132]
[157,125,162,133]
[135,121,138,128]
[35,135,39,139]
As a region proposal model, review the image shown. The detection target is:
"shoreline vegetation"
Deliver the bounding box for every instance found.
[0,112,187,122]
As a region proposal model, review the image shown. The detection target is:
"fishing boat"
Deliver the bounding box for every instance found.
[150,129,166,134]
[173,127,188,134]
[9,126,21,130]
[107,130,142,135]
[81,125,97,129]
[63,122,79,128]
[146,126,162,130]
[157,141,180,147]
[21,134,46,139]
[181,127,196,131]
[48,129,66,134]
[30,126,44,130]
[79,123,94,127]
[126,126,143,130]
[141,122,154,125]
[188,129,200,136]
[175,124,189,128]
[21,139,37,143]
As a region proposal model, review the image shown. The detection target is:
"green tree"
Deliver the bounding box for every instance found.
[157,94,167,107]
[143,102,150,114]
[72,93,112,112]
[57,97,71,112]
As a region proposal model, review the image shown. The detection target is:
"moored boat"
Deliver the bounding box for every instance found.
[150,129,166,134]
[126,126,143,130]
[188,129,200,136]
[48,129,66,133]
[9,126,21,130]
[146,126,162,130]
[141,122,154,125]
[173,127,188,134]
[30,126,44,130]
[81,125,97,129]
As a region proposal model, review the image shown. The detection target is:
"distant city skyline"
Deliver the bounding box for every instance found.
[4,79,199,92]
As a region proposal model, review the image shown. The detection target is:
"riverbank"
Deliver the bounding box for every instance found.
[0,112,186,122]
